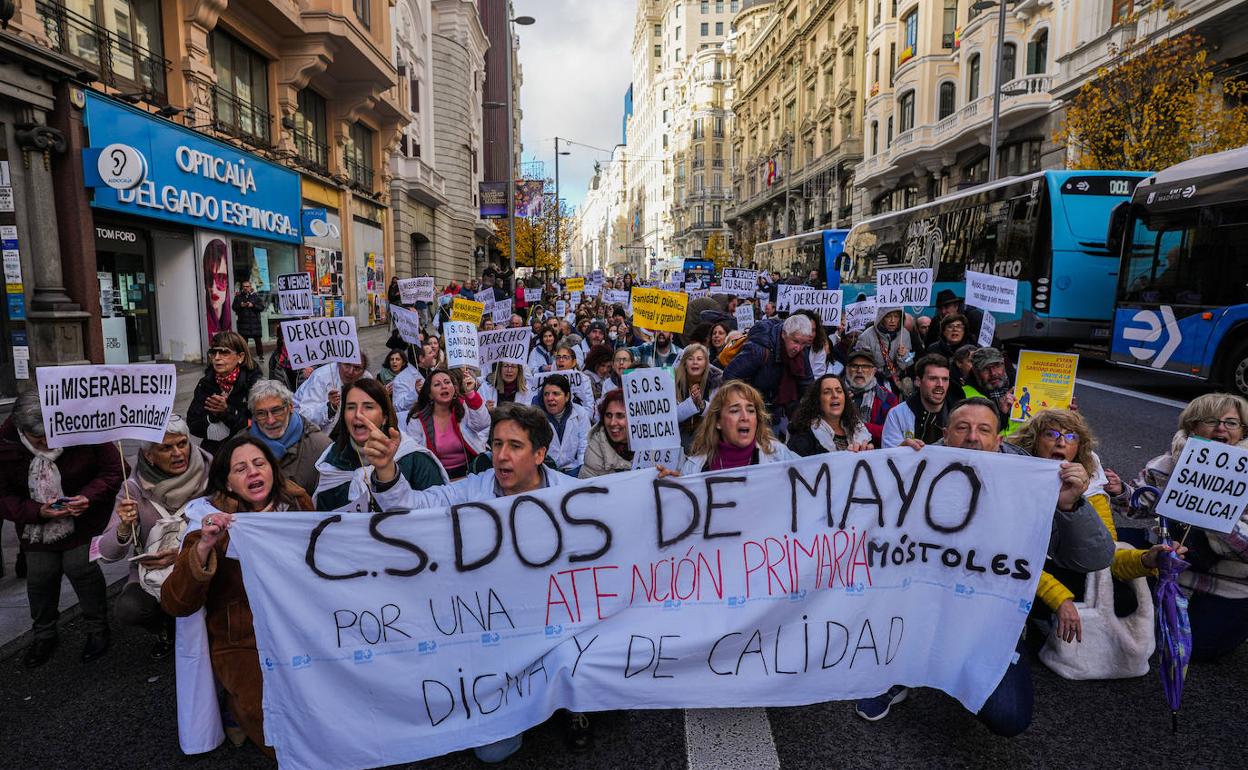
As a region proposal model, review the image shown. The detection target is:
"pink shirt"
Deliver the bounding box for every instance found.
[432,417,468,471]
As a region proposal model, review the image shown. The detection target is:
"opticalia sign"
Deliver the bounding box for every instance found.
[81,91,302,243]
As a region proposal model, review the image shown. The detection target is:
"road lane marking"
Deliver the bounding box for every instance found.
[1077,379,1187,410]
[685,708,780,770]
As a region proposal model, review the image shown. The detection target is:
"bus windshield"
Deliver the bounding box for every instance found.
[1119,204,1248,307]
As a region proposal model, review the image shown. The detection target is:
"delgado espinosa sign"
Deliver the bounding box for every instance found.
[82,91,301,243]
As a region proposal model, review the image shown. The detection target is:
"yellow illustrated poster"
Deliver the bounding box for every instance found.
[1010,350,1079,423]
[565,276,585,292]
[450,297,485,326]
[630,287,687,333]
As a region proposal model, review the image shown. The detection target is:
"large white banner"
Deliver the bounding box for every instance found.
[37,364,176,448]
[280,317,361,367]
[227,448,1059,769]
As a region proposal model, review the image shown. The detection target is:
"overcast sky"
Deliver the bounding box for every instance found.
[513,0,633,209]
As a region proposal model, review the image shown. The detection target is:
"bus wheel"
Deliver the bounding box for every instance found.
[1225,340,1248,399]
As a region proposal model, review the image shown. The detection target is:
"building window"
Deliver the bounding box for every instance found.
[888,43,895,85]
[701,22,709,35]
[1027,30,1048,74]
[871,120,879,155]
[942,0,957,48]
[353,0,370,29]
[886,115,893,147]
[654,44,662,57]
[968,53,981,100]
[654,23,662,37]
[209,29,271,146]
[1111,0,1132,25]
[715,21,723,35]
[1002,42,1017,83]
[731,0,738,11]
[346,122,375,190]
[716,1,724,12]
[898,90,915,132]
[938,81,956,119]
[293,88,329,172]
[900,9,918,63]
[872,50,880,86]
[37,0,168,96]
[701,1,709,12]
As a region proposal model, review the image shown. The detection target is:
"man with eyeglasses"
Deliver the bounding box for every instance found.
[843,348,898,446]
[247,379,330,494]
[293,355,373,432]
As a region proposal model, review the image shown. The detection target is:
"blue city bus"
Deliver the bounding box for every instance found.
[1108,146,1248,397]
[682,258,716,285]
[751,229,849,289]
[838,170,1149,343]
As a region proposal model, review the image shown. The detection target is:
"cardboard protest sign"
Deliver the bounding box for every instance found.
[1156,438,1248,534]
[390,304,422,345]
[523,287,542,304]
[788,288,843,327]
[450,297,485,326]
[735,304,755,333]
[478,328,532,370]
[442,321,480,370]
[632,446,683,470]
[720,268,759,297]
[566,277,585,292]
[226,446,1060,769]
[605,289,630,305]
[631,287,687,333]
[875,268,935,308]
[275,272,315,317]
[491,298,513,326]
[978,312,996,347]
[37,364,176,448]
[1009,351,1078,423]
[844,299,877,333]
[964,271,1018,315]
[399,277,436,304]
[622,368,680,451]
[280,317,360,367]
[532,368,595,408]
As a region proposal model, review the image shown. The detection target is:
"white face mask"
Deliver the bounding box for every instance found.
[608,331,617,340]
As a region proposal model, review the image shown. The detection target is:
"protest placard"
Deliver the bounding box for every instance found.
[491,298,513,326]
[1009,350,1078,423]
[279,316,360,367]
[450,297,485,326]
[776,284,795,312]
[479,294,496,321]
[631,446,683,470]
[37,364,176,448]
[570,291,582,306]
[631,287,687,333]
[687,288,709,300]
[964,271,1018,315]
[583,283,601,298]
[1155,437,1248,534]
[399,277,436,304]
[875,268,935,308]
[622,368,680,451]
[978,311,997,347]
[788,288,843,327]
[225,446,1060,770]
[556,300,568,318]
[735,304,755,333]
[275,272,315,317]
[844,299,877,333]
[524,287,542,304]
[720,268,759,297]
[532,368,595,408]
[566,277,585,292]
[605,289,630,305]
[478,327,532,370]
[442,321,479,370]
[390,304,422,345]
[672,270,685,286]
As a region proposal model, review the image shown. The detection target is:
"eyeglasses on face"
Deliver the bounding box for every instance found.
[1041,429,1079,443]
[847,363,875,371]
[207,347,239,357]
[1199,418,1244,430]
[253,404,290,421]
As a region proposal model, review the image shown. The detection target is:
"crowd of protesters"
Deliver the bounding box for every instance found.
[0,266,1240,764]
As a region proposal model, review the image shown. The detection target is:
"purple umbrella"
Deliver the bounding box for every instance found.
[1133,485,1192,733]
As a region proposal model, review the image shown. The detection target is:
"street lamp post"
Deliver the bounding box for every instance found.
[504,14,534,292]
[975,0,1026,182]
[553,136,571,277]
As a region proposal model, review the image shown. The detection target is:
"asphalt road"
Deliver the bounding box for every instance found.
[3,357,1244,769]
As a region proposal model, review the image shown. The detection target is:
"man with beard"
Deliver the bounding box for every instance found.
[962,347,1020,436]
[629,329,683,368]
[843,349,898,446]
[881,354,952,448]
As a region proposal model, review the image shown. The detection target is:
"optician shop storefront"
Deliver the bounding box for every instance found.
[82,90,302,362]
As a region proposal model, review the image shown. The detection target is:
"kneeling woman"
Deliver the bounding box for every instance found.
[680,381,798,474]
[160,435,314,755]
[404,369,491,479]
[313,378,447,510]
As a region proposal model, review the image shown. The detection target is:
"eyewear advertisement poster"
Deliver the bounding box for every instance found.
[1009,351,1079,423]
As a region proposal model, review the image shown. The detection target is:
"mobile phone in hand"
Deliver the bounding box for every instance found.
[49,497,71,510]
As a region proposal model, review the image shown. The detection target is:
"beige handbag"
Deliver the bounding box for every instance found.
[1039,543,1155,680]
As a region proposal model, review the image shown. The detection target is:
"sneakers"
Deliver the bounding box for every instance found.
[854,685,909,722]
[22,637,58,669]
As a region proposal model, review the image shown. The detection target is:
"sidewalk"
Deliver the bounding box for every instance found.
[0,324,394,652]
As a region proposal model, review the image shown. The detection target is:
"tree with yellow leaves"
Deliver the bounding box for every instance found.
[491,198,574,278]
[1057,21,1248,171]
[705,232,733,272]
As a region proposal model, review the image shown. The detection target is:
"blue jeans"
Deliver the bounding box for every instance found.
[975,639,1033,737]
[1187,591,1248,663]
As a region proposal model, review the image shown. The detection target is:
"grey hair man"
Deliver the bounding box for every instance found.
[248,378,331,494]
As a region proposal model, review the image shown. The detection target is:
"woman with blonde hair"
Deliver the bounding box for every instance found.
[679,381,797,474]
[674,343,723,451]
[1114,392,1248,662]
[1010,409,1176,650]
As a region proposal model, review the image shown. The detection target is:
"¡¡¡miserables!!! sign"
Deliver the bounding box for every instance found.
[279,317,360,367]
[631,287,687,333]
[1155,437,1248,534]
[221,446,1060,769]
[37,364,176,448]
[451,297,485,326]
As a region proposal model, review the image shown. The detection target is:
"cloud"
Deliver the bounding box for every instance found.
[513,0,633,209]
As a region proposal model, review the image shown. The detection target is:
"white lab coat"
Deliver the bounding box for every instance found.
[293,364,374,432]
[372,464,579,511]
[390,365,426,412]
[544,402,592,471]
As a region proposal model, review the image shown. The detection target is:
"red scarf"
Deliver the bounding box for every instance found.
[215,366,241,396]
[775,346,806,407]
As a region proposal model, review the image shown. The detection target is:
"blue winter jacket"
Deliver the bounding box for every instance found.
[722,319,812,412]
